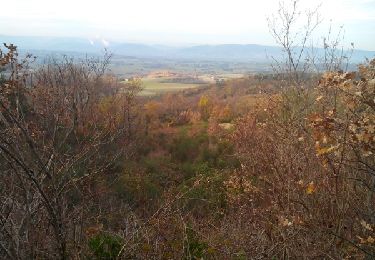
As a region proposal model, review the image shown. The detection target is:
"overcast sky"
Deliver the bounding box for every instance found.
[1,0,374,50]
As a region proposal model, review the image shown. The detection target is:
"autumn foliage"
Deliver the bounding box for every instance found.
[1,38,374,259]
[230,59,375,258]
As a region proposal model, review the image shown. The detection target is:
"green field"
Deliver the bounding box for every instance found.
[217,73,244,79]
[119,72,245,96]
[138,78,205,96]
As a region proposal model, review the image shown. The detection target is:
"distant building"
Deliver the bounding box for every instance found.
[215,78,225,86]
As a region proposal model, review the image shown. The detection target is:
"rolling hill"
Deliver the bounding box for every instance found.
[1,35,374,63]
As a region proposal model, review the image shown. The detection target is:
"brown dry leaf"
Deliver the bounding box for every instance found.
[306,181,316,194]
[316,145,338,155]
[360,220,374,231]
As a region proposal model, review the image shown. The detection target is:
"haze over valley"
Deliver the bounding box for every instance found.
[1,0,375,259]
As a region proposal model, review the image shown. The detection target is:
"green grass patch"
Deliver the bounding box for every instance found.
[133,78,204,96]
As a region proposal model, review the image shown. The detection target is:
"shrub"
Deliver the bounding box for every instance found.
[88,233,123,259]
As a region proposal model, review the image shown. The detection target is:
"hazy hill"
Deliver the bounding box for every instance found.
[174,44,283,61]
[1,35,374,63]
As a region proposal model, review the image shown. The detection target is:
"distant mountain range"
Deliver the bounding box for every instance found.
[1,35,374,63]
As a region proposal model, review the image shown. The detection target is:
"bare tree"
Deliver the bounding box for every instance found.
[267,0,322,87]
[0,44,140,259]
[267,0,355,88]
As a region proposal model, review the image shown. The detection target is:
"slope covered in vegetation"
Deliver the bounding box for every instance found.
[1,40,374,259]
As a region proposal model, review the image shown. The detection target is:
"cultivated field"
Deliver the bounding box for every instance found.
[139,77,203,96]
[120,71,245,96]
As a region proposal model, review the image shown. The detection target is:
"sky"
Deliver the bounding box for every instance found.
[1,0,375,50]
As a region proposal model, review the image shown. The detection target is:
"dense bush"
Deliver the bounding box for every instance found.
[1,39,374,259]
